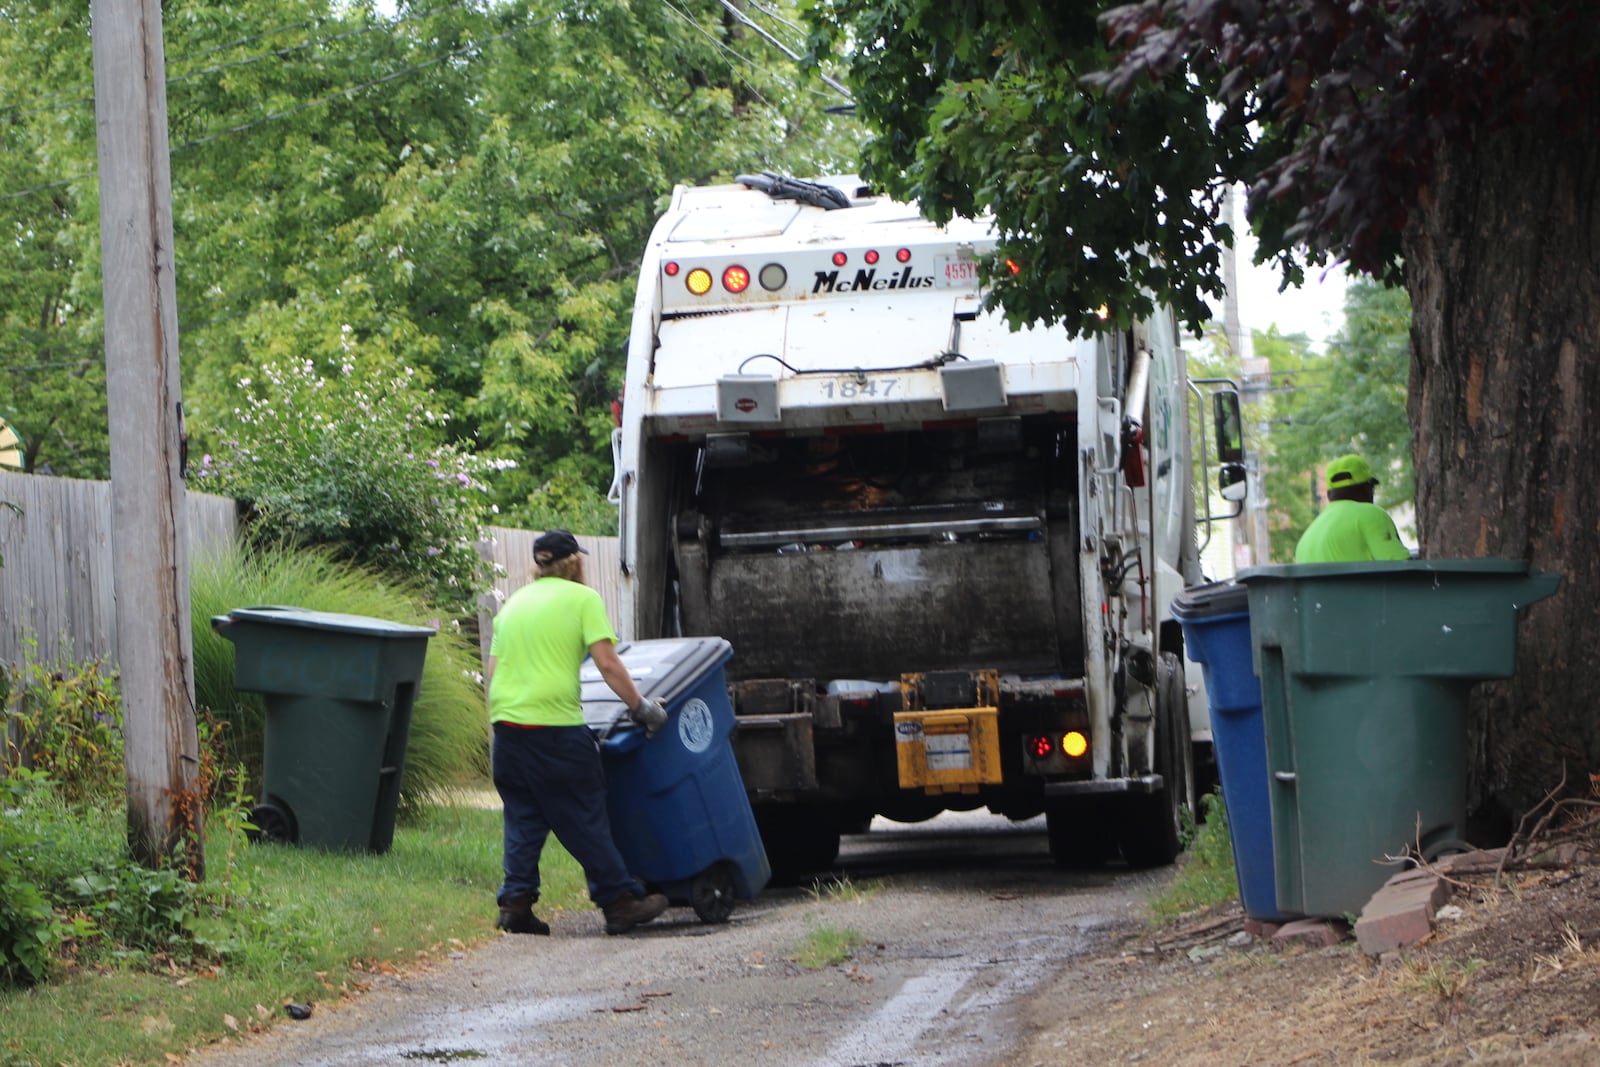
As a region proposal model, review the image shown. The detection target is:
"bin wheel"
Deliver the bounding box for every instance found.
[690,862,738,924]
[1118,652,1193,869]
[246,800,297,845]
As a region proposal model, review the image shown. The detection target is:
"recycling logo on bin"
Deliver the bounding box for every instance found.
[678,698,715,753]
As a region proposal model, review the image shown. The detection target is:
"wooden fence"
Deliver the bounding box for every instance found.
[0,471,239,670]
[0,470,620,672]
[475,528,622,662]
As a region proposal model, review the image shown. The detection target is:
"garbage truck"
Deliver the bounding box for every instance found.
[610,172,1246,879]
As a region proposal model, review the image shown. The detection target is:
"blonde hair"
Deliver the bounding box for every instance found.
[535,552,586,585]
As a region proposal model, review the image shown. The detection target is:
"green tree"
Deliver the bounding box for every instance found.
[2,0,860,527]
[1251,327,1324,563]
[805,1,1599,819]
[0,1,107,478]
[1270,280,1414,552]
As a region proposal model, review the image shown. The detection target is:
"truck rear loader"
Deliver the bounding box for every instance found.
[612,173,1245,880]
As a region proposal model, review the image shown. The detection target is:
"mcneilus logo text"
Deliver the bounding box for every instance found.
[812,266,936,294]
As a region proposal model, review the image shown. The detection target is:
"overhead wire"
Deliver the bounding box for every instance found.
[712,0,850,99]
[655,0,774,109]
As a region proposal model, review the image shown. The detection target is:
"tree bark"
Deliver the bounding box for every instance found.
[1406,120,1600,825]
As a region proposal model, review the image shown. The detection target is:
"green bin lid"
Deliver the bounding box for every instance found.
[213,605,436,639]
[1238,559,1536,582]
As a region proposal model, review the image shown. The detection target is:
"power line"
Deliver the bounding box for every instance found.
[712,0,850,99]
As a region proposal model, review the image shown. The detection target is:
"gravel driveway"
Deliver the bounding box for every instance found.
[191,812,1168,1067]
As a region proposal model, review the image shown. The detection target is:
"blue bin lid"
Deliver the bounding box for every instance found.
[212,605,436,639]
[580,636,734,731]
[1171,580,1249,620]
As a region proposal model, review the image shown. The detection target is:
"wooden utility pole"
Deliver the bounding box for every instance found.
[91,0,203,876]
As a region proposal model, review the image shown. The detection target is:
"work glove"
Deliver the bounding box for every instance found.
[628,696,668,738]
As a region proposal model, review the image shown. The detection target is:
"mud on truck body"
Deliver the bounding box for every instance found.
[613,173,1244,880]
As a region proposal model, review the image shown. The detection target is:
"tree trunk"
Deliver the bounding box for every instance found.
[1406,120,1600,827]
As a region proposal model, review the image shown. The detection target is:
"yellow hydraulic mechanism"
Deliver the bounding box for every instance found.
[894,670,1003,793]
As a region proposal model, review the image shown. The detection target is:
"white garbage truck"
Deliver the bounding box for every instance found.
[611,172,1245,879]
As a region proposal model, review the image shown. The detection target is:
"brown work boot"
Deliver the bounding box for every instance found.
[602,891,668,935]
[496,896,550,936]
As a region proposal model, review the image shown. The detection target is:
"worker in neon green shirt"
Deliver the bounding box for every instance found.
[1294,454,1412,563]
[488,529,670,937]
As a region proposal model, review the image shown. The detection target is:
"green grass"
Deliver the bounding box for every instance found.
[791,924,866,969]
[0,801,587,1067]
[1147,788,1241,923]
[808,874,884,904]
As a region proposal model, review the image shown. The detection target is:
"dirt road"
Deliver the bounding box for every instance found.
[190,811,1166,1067]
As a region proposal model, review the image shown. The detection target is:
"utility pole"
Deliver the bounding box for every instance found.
[92,0,203,876]
[1220,186,1267,568]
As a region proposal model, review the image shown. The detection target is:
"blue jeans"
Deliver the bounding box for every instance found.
[491,723,644,909]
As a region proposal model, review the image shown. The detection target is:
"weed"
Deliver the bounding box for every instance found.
[1397,954,1486,1001]
[810,874,883,904]
[1148,788,1239,923]
[2,650,123,803]
[792,924,865,969]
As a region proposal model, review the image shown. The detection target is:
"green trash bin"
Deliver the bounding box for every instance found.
[1237,560,1558,918]
[211,606,435,854]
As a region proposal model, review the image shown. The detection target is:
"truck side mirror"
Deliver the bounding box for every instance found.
[1219,462,1248,501]
[1213,390,1245,464]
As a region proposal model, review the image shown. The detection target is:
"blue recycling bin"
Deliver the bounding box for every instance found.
[1172,581,1298,923]
[582,637,770,924]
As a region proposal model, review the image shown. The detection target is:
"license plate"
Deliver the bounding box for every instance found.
[935,255,982,288]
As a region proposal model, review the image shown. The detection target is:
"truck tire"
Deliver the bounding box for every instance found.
[1045,798,1119,868]
[755,805,841,885]
[1118,652,1193,868]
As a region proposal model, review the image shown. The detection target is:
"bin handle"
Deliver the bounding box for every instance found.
[1273,771,1297,784]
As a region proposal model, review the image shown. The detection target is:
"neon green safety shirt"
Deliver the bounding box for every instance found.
[488,577,618,726]
[1294,499,1411,563]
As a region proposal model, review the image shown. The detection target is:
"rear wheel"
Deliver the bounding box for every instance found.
[755,805,841,885]
[1045,798,1119,868]
[1118,652,1193,868]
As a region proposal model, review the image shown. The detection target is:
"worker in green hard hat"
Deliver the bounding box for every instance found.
[1294,454,1412,563]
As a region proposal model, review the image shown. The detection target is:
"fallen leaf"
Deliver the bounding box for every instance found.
[223,1014,239,1032]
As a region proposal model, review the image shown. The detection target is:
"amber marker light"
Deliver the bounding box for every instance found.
[1062,731,1089,758]
[686,268,713,296]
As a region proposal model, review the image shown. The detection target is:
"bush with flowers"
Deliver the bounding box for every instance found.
[195,353,511,616]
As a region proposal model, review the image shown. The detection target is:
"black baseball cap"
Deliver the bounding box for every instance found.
[533,529,587,564]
